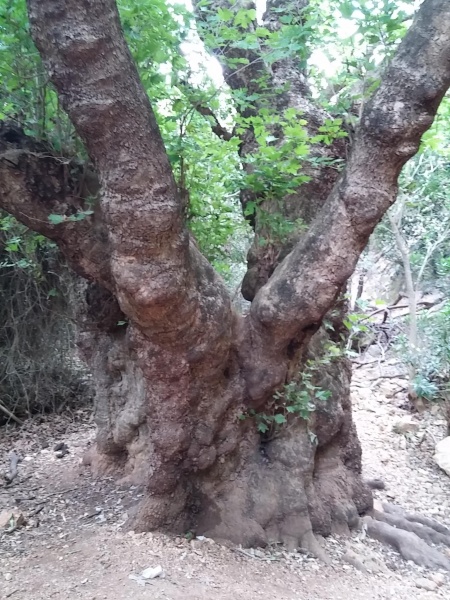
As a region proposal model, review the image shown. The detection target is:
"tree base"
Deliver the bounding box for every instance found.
[85,407,372,556]
[79,294,372,555]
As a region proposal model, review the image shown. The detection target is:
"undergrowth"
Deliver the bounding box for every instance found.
[0,213,91,425]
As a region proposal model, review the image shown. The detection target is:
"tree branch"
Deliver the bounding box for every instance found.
[194,0,346,300]
[388,209,417,348]
[0,122,112,288]
[194,104,233,141]
[243,0,450,402]
[25,0,236,354]
[26,0,193,330]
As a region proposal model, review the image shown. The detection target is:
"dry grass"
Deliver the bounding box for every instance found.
[0,226,91,423]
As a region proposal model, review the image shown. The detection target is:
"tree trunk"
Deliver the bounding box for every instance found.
[0,0,449,552]
[78,293,369,550]
[389,207,418,349]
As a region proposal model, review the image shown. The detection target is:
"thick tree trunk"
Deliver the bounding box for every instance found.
[0,118,370,551]
[0,0,449,553]
[79,290,369,550]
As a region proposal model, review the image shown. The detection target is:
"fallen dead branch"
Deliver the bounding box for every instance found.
[0,401,23,425]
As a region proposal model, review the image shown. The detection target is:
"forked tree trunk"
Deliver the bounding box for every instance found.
[79,285,368,550]
[0,0,449,553]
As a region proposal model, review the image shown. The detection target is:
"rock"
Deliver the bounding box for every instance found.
[190,539,203,551]
[342,550,367,572]
[342,547,387,574]
[128,574,146,587]
[4,573,12,581]
[141,565,163,579]
[379,383,399,399]
[415,578,438,592]
[430,572,446,586]
[434,437,450,477]
[366,478,386,490]
[54,442,69,458]
[373,499,384,513]
[0,509,25,530]
[393,416,419,435]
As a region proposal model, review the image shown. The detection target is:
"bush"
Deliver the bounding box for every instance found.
[0,213,91,424]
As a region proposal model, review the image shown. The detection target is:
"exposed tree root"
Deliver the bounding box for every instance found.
[365,478,386,490]
[365,502,450,571]
[382,501,450,535]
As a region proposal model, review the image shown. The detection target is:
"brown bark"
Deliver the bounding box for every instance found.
[0,122,110,287]
[0,0,448,552]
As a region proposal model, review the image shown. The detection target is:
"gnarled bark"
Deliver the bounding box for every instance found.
[0,0,448,553]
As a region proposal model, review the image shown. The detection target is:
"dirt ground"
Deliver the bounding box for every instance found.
[1,360,450,599]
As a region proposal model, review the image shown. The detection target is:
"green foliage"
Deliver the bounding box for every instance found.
[0,0,191,150]
[394,303,450,402]
[0,0,248,269]
[342,307,375,352]
[0,0,77,152]
[48,210,94,225]
[237,108,312,201]
[237,108,345,246]
[372,97,450,294]
[159,98,246,268]
[308,0,413,119]
[1,212,50,270]
[240,342,344,441]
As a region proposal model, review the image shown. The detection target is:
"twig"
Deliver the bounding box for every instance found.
[426,430,437,445]
[28,504,45,517]
[359,300,438,322]
[232,547,261,559]
[0,401,23,425]
[42,485,88,499]
[194,104,233,141]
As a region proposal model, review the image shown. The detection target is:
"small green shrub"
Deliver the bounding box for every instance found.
[239,341,344,441]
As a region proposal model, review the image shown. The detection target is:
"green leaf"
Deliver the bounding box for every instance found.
[48,214,66,225]
[217,7,233,21]
[273,413,287,424]
[339,2,354,19]
[234,8,257,28]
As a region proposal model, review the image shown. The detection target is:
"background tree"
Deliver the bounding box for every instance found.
[0,0,450,557]
[363,102,450,405]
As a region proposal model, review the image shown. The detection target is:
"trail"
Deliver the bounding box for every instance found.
[1,362,449,599]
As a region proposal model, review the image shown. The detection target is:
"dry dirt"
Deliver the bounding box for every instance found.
[1,360,450,600]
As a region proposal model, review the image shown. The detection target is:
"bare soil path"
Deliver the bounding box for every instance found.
[1,362,450,599]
